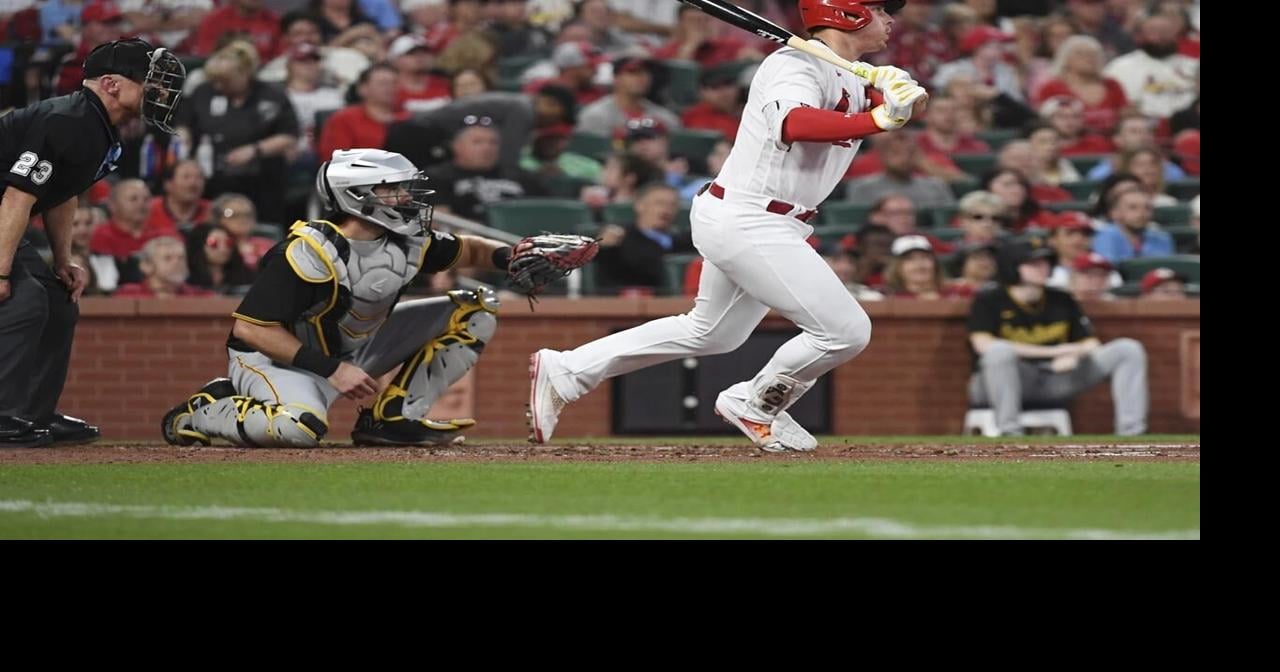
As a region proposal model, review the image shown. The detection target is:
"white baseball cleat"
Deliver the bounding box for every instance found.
[714,391,817,452]
[527,349,568,444]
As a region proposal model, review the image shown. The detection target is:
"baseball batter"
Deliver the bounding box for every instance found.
[528,0,928,451]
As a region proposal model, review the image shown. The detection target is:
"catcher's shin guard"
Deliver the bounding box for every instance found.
[161,377,236,446]
[188,395,329,448]
[371,287,499,424]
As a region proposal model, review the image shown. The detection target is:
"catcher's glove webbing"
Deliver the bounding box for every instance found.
[507,233,600,309]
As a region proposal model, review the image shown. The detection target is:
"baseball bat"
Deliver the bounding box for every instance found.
[677,0,874,85]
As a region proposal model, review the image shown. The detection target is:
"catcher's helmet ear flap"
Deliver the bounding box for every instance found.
[316,160,338,212]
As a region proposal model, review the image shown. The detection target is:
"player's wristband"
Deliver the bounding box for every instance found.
[492,246,513,271]
[293,346,341,378]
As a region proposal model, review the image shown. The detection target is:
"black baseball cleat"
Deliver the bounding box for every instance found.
[35,413,101,445]
[0,416,53,448]
[161,378,236,447]
[350,407,474,447]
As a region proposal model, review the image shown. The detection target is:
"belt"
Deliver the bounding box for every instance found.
[702,182,818,223]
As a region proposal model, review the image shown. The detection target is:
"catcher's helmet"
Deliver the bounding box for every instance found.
[798,0,906,32]
[317,149,435,237]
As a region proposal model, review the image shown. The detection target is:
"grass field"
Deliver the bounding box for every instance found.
[0,435,1200,540]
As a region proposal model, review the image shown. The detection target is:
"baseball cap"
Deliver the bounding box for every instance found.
[82,1,124,24]
[614,55,654,74]
[84,37,156,82]
[1050,211,1095,233]
[960,26,1013,55]
[1071,252,1113,273]
[389,34,433,59]
[891,235,934,257]
[1141,268,1185,294]
[553,41,602,70]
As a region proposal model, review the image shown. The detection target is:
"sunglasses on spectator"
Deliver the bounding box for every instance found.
[463,114,494,127]
[206,233,232,251]
[964,212,1008,222]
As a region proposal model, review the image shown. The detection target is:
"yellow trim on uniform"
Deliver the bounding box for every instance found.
[348,306,389,321]
[237,357,281,404]
[231,313,283,327]
[291,234,341,356]
[339,320,386,339]
[285,237,335,283]
[442,234,464,271]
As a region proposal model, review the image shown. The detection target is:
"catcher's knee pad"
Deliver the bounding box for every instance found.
[373,288,499,422]
[228,397,329,448]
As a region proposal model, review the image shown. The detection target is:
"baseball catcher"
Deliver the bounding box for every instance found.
[161,148,597,447]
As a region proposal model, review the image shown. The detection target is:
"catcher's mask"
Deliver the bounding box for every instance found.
[85,38,187,134]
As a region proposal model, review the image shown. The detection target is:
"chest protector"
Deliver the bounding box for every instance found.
[283,220,431,357]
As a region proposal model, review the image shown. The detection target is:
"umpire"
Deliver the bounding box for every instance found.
[0,38,185,447]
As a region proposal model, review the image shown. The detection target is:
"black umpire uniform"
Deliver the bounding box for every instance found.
[0,38,185,447]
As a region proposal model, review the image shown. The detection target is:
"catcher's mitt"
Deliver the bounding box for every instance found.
[507,233,600,304]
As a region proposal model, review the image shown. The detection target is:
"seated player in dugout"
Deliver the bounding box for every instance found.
[966,240,1149,437]
[161,149,552,447]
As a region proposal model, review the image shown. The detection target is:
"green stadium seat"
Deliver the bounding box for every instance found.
[253,223,284,241]
[819,202,873,226]
[662,253,700,296]
[1116,255,1200,284]
[811,224,861,250]
[954,154,998,177]
[930,228,968,242]
[669,129,725,161]
[1154,204,1192,225]
[1063,180,1101,202]
[929,205,960,229]
[602,202,634,225]
[1166,225,1199,253]
[486,199,594,238]
[566,132,613,161]
[544,174,592,199]
[1166,178,1200,201]
[659,59,701,108]
[975,128,1020,150]
[950,178,982,199]
[1045,200,1092,213]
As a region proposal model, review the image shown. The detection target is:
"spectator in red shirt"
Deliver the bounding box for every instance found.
[1040,95,1114,156]
[145,160,211,236]
[54,2,126,95]
[524,42,608,107]
[317,63,409,161]
[389,34,452,113]
[982,168,1056,232]
[1034,35,1129,136]
[89,179,156,270]
[679,68,743,142]
[918,93,990,157]
[1066,252,1118,303]
[653,4,758,68]
[113,236,214,298]
[191,0,280,61]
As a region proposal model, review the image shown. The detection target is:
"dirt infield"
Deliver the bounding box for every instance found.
[0,441,1201,465]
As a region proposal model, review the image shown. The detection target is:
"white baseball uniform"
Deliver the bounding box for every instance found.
[543,40,875,423]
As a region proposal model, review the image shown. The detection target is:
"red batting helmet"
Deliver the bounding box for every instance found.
[798,0,906,32]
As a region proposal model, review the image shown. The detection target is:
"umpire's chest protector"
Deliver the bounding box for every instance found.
[284,220,430,357]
